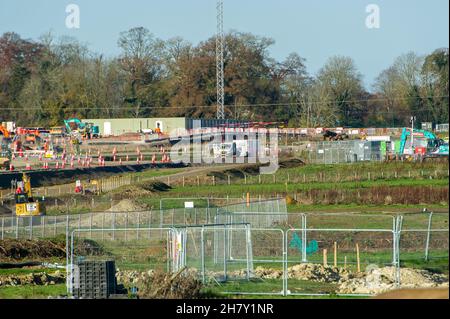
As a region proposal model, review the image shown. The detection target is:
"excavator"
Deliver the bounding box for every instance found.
[14,173,46,216]
[64,118,99,140]
[399,128,449,158]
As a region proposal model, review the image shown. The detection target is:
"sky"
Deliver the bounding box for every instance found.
[0,0,448,90]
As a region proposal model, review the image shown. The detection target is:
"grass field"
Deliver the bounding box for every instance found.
[0,284,66,299]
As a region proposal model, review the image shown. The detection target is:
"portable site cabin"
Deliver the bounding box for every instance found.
[83,118,248,137]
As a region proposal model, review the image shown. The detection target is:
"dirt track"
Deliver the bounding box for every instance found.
[0,163,249,202]
[0,162,187,189]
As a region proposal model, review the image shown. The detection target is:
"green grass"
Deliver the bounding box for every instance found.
[166,178,448,197]
[204,279,365,299]
[0,268,63,276]
[0,284,66,299]
[288,203,450,213]
[134,168,185,179]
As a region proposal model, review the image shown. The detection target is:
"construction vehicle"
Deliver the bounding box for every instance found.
[0,132,12,170]
[399,128,449,157]
[0,124,10,139]
[0,147,11,170]
[14,173,46,216]
[64,118,99,139]
[50,126,66,136]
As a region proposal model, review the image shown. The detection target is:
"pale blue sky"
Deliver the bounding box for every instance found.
[0,0,448,89]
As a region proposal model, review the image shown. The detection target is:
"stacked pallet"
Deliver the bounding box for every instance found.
[73,260,117,299]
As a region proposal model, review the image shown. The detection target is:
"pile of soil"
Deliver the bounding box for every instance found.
[116,269,155,287]
[111,182,171,201]
[107,199,148,213]
[112,185,153,200]
[339,266,449,294]
[116,268,204,299]
[0,239,66,261]
[226,263,448,295]
[0,238,105,261]
[0,271,65,287]
[209,158,305,181]
[278,158,305,169]
[141,181,172,192]
[138,269,203,299]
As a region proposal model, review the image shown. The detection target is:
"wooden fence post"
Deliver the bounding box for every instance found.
[356,243,361,272]
[334,242,338,267]
[323,249,328,267]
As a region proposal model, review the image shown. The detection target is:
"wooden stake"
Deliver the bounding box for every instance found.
[356,243,361,272]
[334,242,337,268]
[246,192,250,208]
[323,249,328,267]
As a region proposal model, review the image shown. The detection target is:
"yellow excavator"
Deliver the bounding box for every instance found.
[15,173,46,216]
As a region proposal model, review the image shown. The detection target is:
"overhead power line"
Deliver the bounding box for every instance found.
[2,95,448,112]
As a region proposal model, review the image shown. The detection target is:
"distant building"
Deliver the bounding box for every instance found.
[83,117,247,136]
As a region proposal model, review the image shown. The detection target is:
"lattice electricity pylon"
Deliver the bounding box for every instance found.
[216,0,225,120]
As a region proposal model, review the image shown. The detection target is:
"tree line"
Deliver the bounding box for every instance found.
[0,27,448,128]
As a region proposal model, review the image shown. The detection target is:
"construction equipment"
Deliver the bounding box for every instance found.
[399,128,449,157]
[64,118,99,139]
[14,173,46,217]
[50,126,65,136]
[0,135,12,170]
[0,124,10,138]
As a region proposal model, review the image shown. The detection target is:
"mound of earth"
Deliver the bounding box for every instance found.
[339,266,449,295]
[107,199,148,212]
[112,185,153,200]
[141,181,172,192]
[0,271,65,287]
[278,158,305,169]
[0,239,66,261]
[225,263,448,295]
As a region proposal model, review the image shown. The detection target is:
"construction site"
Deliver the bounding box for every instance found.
[0,115,448,299]
[0,0,449,301]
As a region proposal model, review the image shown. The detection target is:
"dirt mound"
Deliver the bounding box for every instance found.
[138,269,203,299]
[116,268,204,299]
[141,181,172,192]
[209,158,305,181]
[107,199,148,212]
[227,263,449,295]
[112,185,153,200]
[288,263,353,282]
[339,266,449,295]
[0,239,66,261]
[0,271,65,287]
[74,239,107,257]
[279,158,305,169]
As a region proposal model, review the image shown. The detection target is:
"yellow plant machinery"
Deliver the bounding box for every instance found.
[15,173,46,216]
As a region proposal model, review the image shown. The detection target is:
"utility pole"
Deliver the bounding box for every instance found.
[216,0,225,120]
